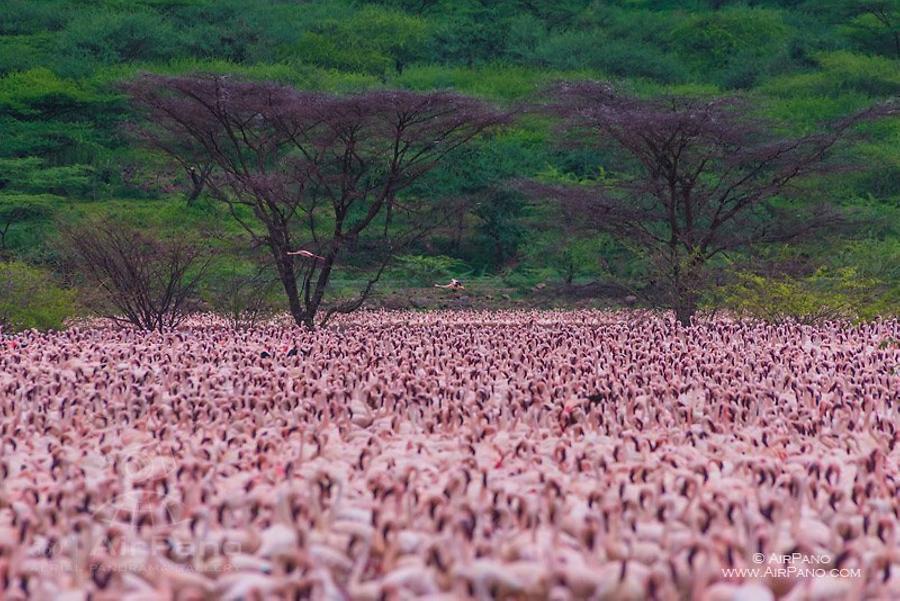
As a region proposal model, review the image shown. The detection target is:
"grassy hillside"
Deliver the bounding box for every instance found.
[1,0,898,325]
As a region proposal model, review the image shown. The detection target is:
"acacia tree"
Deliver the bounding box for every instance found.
[840,0,900,58]
[127,75,505,328]
[0,197,51,252]
[529,82,895,325]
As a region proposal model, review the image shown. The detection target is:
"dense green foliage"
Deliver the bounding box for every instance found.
[0,261,76,332]
[1,0,898,322]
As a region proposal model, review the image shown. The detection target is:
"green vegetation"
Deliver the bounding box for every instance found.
[1,0,898,326]
[0,261,76,332]
[716,267,897,323]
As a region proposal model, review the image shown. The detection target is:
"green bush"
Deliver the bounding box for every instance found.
[671,8,791,71]
[0,193,56,252]
[762,51,900,100]
[393,254,468,286]
[292,6,427,79]
[0,67,106,116]
[838,3,900,58]
[531,31,688,84]
[0,260,76,332]
[717,267,897,324]
[58,10,184,67]
[667,7,797,88]
[502,266,559,290]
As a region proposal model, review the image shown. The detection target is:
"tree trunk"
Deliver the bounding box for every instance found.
[185,165,209,205]
[671,255,703,326]
[493,238,504,267]
[282,272,307,327]
[305,254,336,328]
[186,178,204,204]
[674,303,696,327]
[271,247,307,328]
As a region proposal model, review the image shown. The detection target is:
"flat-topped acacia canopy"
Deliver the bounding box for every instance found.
[524,81,897,325]
[126,74,508,328]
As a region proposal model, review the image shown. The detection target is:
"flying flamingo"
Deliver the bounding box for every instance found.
[287,249,326,261]
[434,279,464,290]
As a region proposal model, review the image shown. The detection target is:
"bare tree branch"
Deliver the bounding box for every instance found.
[60,218,210,332]
[525,81,896,324]
[126,75,507,328]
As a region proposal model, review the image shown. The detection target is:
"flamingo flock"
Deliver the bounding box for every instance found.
[0,310,897,600]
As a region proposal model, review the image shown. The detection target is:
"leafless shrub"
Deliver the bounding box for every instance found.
[60,218,210,331]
